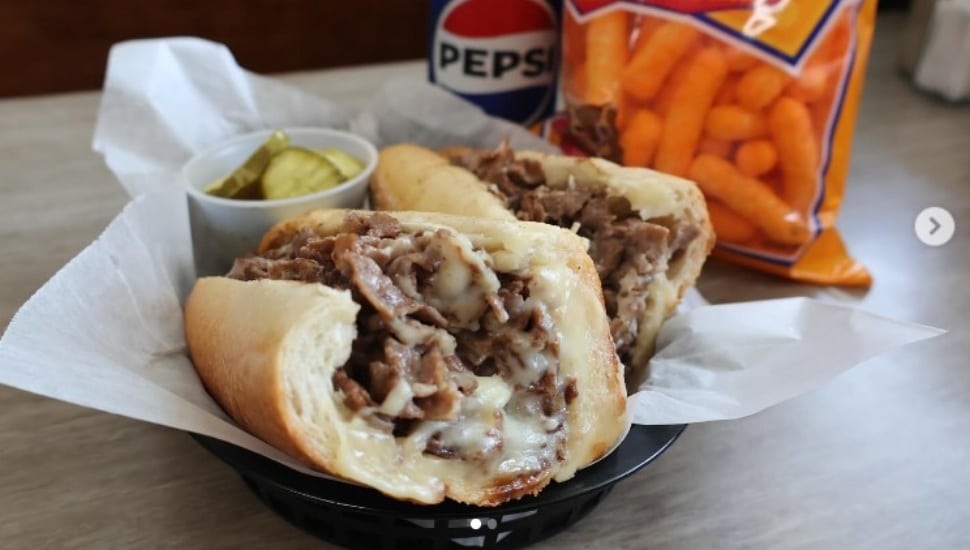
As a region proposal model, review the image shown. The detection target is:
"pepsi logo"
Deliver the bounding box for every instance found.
[432,0,558,95]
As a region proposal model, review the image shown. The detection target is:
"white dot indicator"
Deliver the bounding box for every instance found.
[470,518,482,530]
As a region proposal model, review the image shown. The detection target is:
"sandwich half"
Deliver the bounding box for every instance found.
[371,144,714,389]
[184,210,626,506]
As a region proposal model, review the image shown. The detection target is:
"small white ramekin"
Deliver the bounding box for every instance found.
[182,127,377,276]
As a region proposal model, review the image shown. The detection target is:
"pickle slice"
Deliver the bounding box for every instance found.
[203,177,263,200]
[261,148,344,200]
[204,130,290,199]
[316,148,364,180]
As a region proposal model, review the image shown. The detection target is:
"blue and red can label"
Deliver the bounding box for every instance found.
[429,0,562,126]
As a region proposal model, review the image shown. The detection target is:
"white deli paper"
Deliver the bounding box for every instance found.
[0,38,944,482]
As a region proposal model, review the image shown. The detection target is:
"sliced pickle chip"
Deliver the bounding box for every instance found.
[261,148,344,200]
[204,130,290,199]
[204,177,263,200]
[316,148,364,180]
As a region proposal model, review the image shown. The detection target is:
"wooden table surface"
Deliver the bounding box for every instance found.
[1,14,967,550]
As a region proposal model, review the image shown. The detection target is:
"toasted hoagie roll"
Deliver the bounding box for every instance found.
[371,145,714,389]
[184,210,626,506]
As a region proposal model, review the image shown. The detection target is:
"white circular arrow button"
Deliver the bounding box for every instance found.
[915,207,955,247]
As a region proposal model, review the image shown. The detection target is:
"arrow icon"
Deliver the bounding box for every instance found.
[915,207,954,247]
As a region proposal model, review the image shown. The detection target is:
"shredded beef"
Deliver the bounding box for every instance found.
[424,435,460,459]
[332,370,391,430]
[228,212,566,463]
[517,186,592,223]
[564,103,622,163]
[450,145,700,365]
[564,378,578,405]
[455,275,558,391]
[453,147,545,210]
[227,256,328,283]
[669,222,702,263]
[408,347,464,420]
[335,236,417,318]
[343,210,405,238]
[331,233,449,326]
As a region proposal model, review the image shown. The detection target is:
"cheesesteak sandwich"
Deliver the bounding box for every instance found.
[371,145,714,389]
[184,210,626,506]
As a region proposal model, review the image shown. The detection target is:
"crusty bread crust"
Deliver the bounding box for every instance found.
[370,145,715,389]
[186,210,627,505]
[184,280,358,482]
[369,144,514,221]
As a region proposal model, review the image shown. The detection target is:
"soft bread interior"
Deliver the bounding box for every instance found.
[187,210,627,505]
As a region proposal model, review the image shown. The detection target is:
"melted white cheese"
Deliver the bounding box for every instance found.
[504,296,555,389]
[427,376,510,459]
[494,413,551,474]
[388,318,457,354]
[475,376,513,408]
[510,345,551,388]
[426,231,501,328]
[378,377,415,416]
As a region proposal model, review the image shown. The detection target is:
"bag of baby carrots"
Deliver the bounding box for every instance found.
[539,0,876,286]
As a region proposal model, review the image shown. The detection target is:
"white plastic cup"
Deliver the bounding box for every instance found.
[182,128,377,276]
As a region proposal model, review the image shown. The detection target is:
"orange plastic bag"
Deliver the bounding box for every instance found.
[541,0,876,286]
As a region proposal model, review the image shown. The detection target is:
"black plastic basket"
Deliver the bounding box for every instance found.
[192,423,685,549]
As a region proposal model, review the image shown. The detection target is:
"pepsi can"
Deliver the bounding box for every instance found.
[428,0,562,126]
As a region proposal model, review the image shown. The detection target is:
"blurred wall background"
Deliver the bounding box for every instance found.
[0,0,428,97]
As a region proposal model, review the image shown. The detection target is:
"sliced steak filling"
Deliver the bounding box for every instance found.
[228,212,568,471]
[451,146,699,366]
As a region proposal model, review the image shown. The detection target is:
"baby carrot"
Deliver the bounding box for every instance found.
[735,139,778,177]
[615,93,632,130]
[807,58,845,145]
[653,54,694,117]
[697,136,731,158]
[762,173,783,195]
[816,57,847,105]
[584,12,630,105]
[701,34,723,49]
[815,12,852,63]
[736,64,790,111]
[713,74,739,105]
[704,105,768,141]
[724,48,758,72]
[620,109,664,167]
[563,9,586,65]
[654,47,728,177]
[633,16,665,51]
[565,62,588,104]
[786,59,831,103]
[707,201,759,243]
[810,103,831,147]
[688,155,810,245]
[620,22,701,102]
[770,97,819,213]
